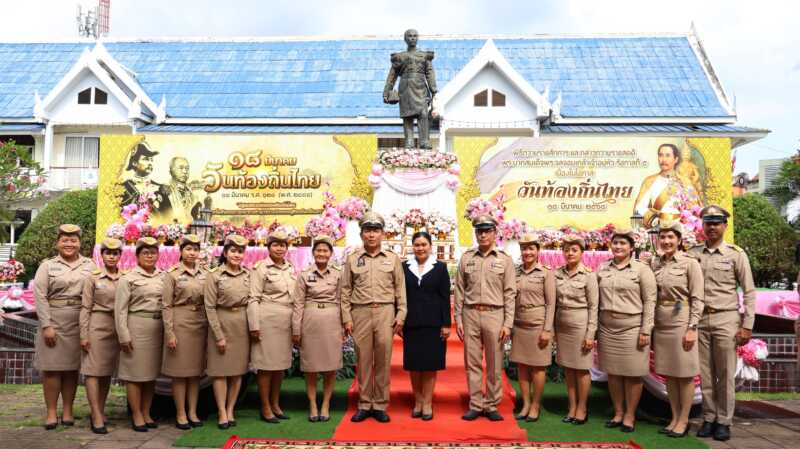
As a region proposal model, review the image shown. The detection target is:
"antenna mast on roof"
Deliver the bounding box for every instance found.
[76,0,110,39]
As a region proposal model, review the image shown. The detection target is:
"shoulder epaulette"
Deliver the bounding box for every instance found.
[585,266,594,273]
[208,266,218,273]
[543,264,552,270]
[92,269,102,275]
[728,244,744,253]
[330,264,342,271]
[254,260,264,269]
[168,266,179,272]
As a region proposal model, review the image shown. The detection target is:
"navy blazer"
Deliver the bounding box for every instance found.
[402,259,452,328]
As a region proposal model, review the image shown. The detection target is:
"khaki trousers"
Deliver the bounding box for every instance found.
[352,304,395,411]
[698,310,740,426]
[462,307,504,412]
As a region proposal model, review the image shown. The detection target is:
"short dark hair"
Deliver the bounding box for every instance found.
[411,231,432,245]
[658,143,681,165]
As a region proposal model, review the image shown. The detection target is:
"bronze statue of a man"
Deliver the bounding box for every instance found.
[383,29,437,149]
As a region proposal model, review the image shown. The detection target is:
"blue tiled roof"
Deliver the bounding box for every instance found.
[0,36,731,120]
[0,123,45,132]
[137,124,405,134]
[542,124,765,134]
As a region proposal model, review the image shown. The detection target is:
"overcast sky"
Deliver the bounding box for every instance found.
[3,0,798,176]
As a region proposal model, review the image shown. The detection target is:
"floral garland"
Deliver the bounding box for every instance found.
[427,210,456,236]
[369,150,461,191]
[0,259,24,282]
[336,197,369,221]
[402,208,426,227]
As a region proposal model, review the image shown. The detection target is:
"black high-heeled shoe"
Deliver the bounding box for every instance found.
[572,413,589,425]
[131,419,148,433]
[658,426,673,434]
[525,415,539,423]
[260,413,279,424]
[229,420,237,427]
[217,421,230,430]
[189,419,203,428]
[274,412,290,420]
[605,419,623,428]
[60,419,75,427]
[668,426,690,438]
[561,416,575,423]
[175,421,191,430]
[621,424,635,433]
[90,424,108,434]
[411,410,422,419]
[144,421,158,429]
[44,422,58,430]
[318,415,330,422]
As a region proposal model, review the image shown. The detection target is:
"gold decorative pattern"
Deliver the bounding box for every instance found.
[333,134,378,203]
[453,136,498,246]
[96,135,143,243]
[688,137,734,242]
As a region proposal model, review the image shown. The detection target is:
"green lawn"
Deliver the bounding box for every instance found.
[736,391,800,401]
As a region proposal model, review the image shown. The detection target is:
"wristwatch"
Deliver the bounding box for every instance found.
[688,324,698,330]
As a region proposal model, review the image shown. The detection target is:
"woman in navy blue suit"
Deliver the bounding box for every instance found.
[402,231,451,421]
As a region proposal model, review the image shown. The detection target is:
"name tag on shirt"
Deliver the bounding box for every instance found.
[356,257,366,267]
[308,274,317,282]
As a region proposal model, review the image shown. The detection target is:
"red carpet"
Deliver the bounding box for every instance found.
[332,334,528,442]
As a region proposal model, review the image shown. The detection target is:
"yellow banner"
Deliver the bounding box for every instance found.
[96,134,377,241]
[455,136,733,245]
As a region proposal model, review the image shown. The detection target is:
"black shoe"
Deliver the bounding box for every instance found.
[308,415,319,423]
[351,409,371,422]
[91,424,108,435]
[658,426,672,434]
[373,410,390,423]
[562,416,575,423]
[132,423,148,432]
[668,426,690,438]
[274,412,290,420]
[411,410,422,419]
[525,415,539,423]
[486,411,504,421]
[144,421,158,429]
[175,422,191,430]
[713,424,731,441]
[605,420,622,428]
[260,413,280,424]
[44,422,58,430]
[217,422,230,430]
[229,420,236,427]
[422,413,433,421]
[462,409,481,421]
[318,415,330,422]
[61,419,75,427]
[189,420,203,428]
[572,414,588,425]
[515,409,529,420]
[621,424,635,433]
[696,420,716,438]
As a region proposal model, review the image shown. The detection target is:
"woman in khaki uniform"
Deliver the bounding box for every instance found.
[292,236,342,422]
[248,230,296,423]
[34,224,97,430]
[650,221,704,438]
[162,234,208,430]
[510,234,555,422]
[80,238,123,434]
[597,230,657,433]
[115,237,164,432]
[554,235,598,425]
[204,235,250,429]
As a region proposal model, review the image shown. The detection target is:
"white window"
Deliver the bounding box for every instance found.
[474,89,506,107]
[77,87,108,105]
[64,136,99,168]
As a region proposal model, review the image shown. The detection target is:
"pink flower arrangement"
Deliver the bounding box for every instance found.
[275,225,300,242]
[121,203,150,229]
[0,259,24,282]
[323,191,337,209]
[445,174,460,191]
[305,215,344,240]
[403,208,426,227]
[153,224,169,239]
[737,339,768,368]
[336,197,369,221]
[105,223,125,240]
[427,211,456,236]
[384,211,405,236]
[123,223,141,242]
[464,198,502,221]
[497,219,531,243]
[166,223,185,241]
[377,149,458,170]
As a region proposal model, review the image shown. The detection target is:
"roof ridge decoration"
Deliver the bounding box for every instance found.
[34,41,165,124]
[687,23,736,118]
[437,39,552,127]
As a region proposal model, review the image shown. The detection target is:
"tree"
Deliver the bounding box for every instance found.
[0,139,47,242]
[765,149,800,210]
[733,193,797,287]
[15,188,97,284]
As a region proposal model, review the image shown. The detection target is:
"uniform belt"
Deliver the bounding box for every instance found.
[91,309,113,314]
[657,299,686,306]
[49,299,81,307]
[518,304,544,309]
[353,302,392,308]
[703,307,735,314]
[310,302,338,309]
[129,310,162,319]
[175,303,203,311]
[466,304,502,311]
[557,305,587,310]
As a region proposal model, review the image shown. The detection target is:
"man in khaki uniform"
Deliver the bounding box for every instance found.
[340,211,406,423]
[455,215,516,421]
[689,205,756,442]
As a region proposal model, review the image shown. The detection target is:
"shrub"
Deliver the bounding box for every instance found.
[733,193,797,287]
[16,188,97,284]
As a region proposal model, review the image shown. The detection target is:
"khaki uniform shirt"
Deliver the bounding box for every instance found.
[596,259,657,335]
[162,263,208,342]
[293,264,342,335]
[79,268,121,340]
[114,266,164,344]
[515,263,556,331]
[689,242,757,329]
[650,252,705,326]
[340,247,407,326]
[554,264,599,339]
[247,258,296,331]
[454,247,517,329]
[33,255,97,328]
[204,265,250,342]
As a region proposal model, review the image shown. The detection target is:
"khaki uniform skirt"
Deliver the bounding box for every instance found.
[251,301,293,371]
[80,311,119,376]
[206,307,249,377]
[35,306,81,371]
[300,304,343,373]
[555,307,593,370]
[118,314,163,382]
[653,303,699,377]
[162,306,208,377]
[510,306,552,367]
[598,311,648,377]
